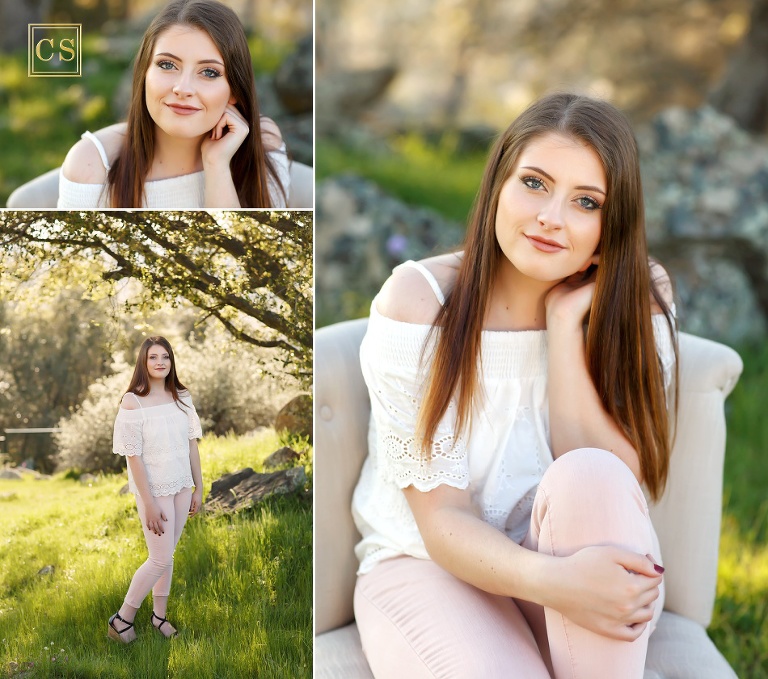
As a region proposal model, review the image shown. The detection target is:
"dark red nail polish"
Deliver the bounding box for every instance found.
[654,564,665,574]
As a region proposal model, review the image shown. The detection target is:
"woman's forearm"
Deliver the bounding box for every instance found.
[405,487,555,604]
[546,320,641,481]
[126,455,155,505]
[203,165,241,208]
[189,439,203,490]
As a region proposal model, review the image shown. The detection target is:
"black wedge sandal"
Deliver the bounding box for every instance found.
[151,611,179,638]
[108,612,136,643]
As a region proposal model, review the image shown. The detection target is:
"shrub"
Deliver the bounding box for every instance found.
[54,360,132,473]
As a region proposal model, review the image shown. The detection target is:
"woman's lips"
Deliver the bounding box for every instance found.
[166,103,201,115]
[525,235,565,253]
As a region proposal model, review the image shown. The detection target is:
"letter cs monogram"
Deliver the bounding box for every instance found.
[28,24,81,77]
[35,38,76,62]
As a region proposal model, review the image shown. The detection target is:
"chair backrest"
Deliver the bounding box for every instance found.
[5,162,314,209]
[314,319,743,635]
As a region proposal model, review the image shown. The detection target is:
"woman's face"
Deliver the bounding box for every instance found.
[146,344,171,381]
[495,132,605,283]
[144,24,235,140]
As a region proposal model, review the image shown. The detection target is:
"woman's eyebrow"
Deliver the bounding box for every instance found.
[521,165,606,196]
[155,51,224,67]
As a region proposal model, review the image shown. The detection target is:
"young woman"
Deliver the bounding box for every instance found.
[58,0,288,209]
[108,336,203,643]
[351,93,678,678]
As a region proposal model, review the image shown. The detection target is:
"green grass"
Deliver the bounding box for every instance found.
[709,342,768,675]
[0,430,311,678]
[316,134,488,224]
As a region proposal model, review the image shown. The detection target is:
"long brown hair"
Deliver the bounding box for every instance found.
[125,336,189,408]
[108,0,285,208]
[418,92,677,501]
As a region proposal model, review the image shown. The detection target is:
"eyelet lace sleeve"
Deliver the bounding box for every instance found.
[361,317,470,493]
[113,407,143,457]
[180,392,203,440]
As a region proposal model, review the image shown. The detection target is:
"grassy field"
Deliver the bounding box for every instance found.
[0,430,312,679]
[316,135,488,224]
[320,137,768,675]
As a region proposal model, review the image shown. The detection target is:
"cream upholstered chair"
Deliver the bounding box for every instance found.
[314,318,743,679]
[4,161,313,209]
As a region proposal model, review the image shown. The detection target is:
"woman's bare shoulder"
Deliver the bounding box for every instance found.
[119,393,140,411]
[61,123,127,183]
[375,253,462,325]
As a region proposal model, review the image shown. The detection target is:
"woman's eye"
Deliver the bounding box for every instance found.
[522,176,544,190]
[156,60,176,70]
[201,67,222,79]
[576,195,602,211]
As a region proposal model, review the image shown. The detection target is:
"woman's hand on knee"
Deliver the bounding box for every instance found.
[548,546,663,641]
[145,501,168,536]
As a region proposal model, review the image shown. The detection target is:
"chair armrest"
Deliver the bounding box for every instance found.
[287,161,313,208]
[649,332,743,626]
[6,167,61,208]
[314,318,371,635]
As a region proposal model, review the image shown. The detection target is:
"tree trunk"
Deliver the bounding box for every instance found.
[709,0,768,133]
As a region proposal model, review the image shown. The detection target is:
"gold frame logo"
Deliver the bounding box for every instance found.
[28,24,82,77]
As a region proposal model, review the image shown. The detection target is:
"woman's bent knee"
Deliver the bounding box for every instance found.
[539,447,642,506]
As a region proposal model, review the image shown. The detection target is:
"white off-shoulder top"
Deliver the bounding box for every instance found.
[351,261,677,575]
[57,131,290,208]
[113,391,203,497]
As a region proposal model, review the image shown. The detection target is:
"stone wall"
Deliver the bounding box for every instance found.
[640,106,768,343]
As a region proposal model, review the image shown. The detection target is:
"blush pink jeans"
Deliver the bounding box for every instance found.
[354,448,664,679]
[123,488,193,608]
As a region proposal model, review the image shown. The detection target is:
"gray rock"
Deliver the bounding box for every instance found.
[281,113,314,166]
[0,468,23,480]
[274,395,312,441]
[204,466,307,513]
[316,175,465,324]
[15,467,49,480]
[37,565,54,576]
[79,473,98,485]
[119,483,130,495]
[317,67,397,136]
[256,74,286,120]
[264,446,301,470]
[274,35,313,115]
[639,105,768,344]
